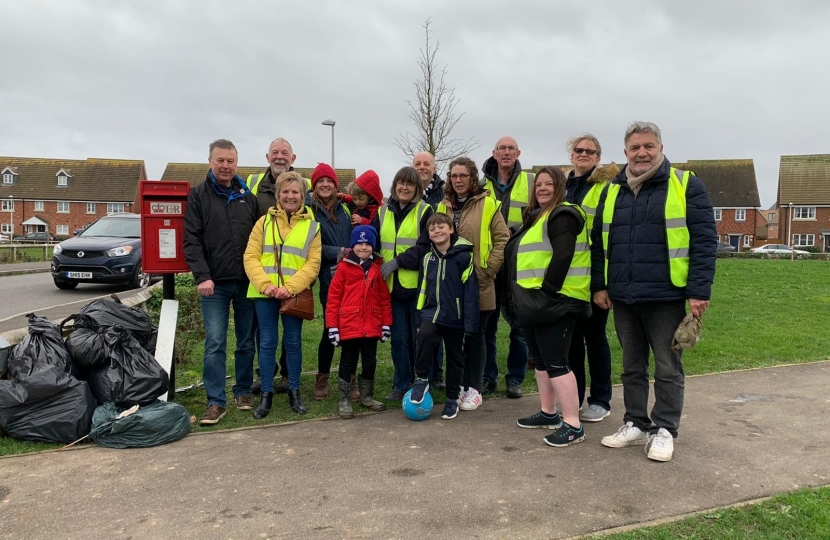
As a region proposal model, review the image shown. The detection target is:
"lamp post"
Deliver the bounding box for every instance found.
[321,119,336,168]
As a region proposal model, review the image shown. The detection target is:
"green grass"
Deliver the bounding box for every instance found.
[0,246,54,263]
[2,258,829,457]
[598,486,830,539]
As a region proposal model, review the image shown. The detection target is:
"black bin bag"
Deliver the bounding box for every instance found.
[89,400,191,449]
[77,299,158,354]
[11,314,72,376]
[62,314,109,372]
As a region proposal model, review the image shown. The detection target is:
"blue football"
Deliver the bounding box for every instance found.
[402,388,433,421]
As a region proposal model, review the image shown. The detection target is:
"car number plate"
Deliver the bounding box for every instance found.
[66,272,93,279]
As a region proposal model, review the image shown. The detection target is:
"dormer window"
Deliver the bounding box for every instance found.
[56,168,72,187]
[1,167,17,185]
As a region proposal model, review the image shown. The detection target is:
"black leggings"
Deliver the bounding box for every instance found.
[525,315,577,379]
[338,338,378,382]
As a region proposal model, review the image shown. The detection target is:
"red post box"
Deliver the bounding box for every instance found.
[139,180,190,274]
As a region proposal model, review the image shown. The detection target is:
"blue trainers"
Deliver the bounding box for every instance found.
[441,400,459,419]
[410,379,430,404]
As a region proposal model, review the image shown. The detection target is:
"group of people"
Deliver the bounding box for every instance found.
[183,120,717,462]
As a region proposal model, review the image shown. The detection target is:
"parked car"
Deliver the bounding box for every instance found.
[0,233,9,243]
[750,244,811,258]
[717,242,736,253]
[51,213,150,290]
[12,232,56,244]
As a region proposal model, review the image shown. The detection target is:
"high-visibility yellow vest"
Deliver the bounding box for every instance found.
[515,203,590,302]
[578,182,608,242]
[483,171,534,230]
[246,216,319,299]
[436,196,501,269]
[600,168,691,287]
[416,238,475,318]
[247,173,312,196]
[378,200,430,290]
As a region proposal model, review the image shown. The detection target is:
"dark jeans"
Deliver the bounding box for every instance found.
[200,280,256,407]
[390,296,418,393]
[338,338,378,382]
[415,320,464,401]
[568,302,613,410]
[317,299,337,374]
[613,300,686,437]
[254,299,304,391]
[525,315,576,378]
[484,272,528,385]
[430,341,444,383]
[462,310,492,391]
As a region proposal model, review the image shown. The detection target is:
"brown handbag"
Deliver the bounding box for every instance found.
[271,216,315,320]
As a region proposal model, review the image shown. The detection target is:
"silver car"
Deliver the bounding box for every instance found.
[750,244,811,258]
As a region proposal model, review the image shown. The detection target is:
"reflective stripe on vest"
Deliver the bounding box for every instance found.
[378,200,429,290]
[579,182,607,243]
[246,216,319,299]
[247,173,312,196]
[436,197,501,269]
[484,172,534,230]
[515,203,590,302]
[600,168,691,287]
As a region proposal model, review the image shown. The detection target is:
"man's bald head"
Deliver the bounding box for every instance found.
[412,151,437,188]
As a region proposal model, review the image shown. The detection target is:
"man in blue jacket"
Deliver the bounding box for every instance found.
[590,122,717,462]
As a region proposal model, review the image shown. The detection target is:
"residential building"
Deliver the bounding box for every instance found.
[760,206,779,240]
[0,157,145,238]
[160,164,356,193]
[778,154,830,252]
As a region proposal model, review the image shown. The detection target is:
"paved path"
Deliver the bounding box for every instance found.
[0,261,51,276]
[1,361,828,539]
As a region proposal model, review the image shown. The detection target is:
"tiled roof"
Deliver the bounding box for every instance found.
[0,157,145,202]
[778,154,830,204]
[672,159,761,208]
[160,163,356,192]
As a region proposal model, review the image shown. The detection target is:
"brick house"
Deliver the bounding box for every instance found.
[777,154,830,253]
[0,157,145,239]
[760,206,779,240]
[160,163,356,193]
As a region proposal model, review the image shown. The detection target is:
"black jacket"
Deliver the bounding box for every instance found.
[307,195,353,303]
[184,172,259,285]
[482,156,527,229]
[415,235,480,334]
[248,166,298,216]
[422,173,446,209]
[589,158,717,303]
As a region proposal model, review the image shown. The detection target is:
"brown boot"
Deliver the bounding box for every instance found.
[314,373,329,400]
[349,374,360,402]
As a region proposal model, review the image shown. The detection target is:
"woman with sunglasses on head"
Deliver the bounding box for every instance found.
[434,157,509,411]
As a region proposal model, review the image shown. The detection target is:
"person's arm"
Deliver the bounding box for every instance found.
[377,266,393,327]
[590,186,609,293]
[684,175,718,305]
[183,189,211,284]
[242,217,273,294]
[484,210,510,278]
[463,256,480,335]
[285,228,322,295]
[540,210,581,297]
[397,205,435,271]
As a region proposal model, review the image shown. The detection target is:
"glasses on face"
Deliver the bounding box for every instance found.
[495,145,518,152]
[450,173,470,180]
[573,148,598,156]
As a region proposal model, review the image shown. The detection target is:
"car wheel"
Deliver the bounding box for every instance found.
[54,279,78,290]
[130,264,151,289]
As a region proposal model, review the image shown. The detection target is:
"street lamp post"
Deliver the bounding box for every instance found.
[321,119,336,168]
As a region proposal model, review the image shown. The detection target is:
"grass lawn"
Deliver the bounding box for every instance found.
[598,486,830,539]
[0,245,54,263]
[2,258,829,458]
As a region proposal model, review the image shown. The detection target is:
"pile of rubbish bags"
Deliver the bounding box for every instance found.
[0,299,190,448]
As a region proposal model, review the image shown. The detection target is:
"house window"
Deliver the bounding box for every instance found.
[743,235,751,247]
[107,203,125,213]
[2,173,12,184]
[769,212,776,221]
[794,207,816,220]
[57,201,70,213]
[1,200,13,211]
[34,201,44,211]
[56,225,69,235]
[716,234,721,242]
[735,209,746,221]
[713,209,722,221]
[86,202,96,214]
[58,175,68,186]
[793,234,815,247]
[1,223,11,233]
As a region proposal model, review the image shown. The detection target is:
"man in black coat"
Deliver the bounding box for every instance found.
[183,139,259,426]
[590,122,717,462]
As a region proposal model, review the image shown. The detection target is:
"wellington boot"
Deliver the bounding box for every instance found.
[288,388,307,414]
[349,374,360,402]
[358,376,386,411]
[313,373,330,400]
[253,392,274,419]
[338,378,354,418]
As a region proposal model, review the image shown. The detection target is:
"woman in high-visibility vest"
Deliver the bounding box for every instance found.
[504,166,592,448]
[372,167,433,401]
[436,157,509,411]
[243,172,321,419]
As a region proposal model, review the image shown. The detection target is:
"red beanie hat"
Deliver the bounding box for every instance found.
[354,169,384,204]
[311,163,338,189]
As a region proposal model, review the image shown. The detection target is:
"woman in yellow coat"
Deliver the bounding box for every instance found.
[244,171,321,418]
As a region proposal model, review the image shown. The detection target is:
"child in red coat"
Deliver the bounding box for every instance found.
[326,225,393,418]
[345,170,384,226]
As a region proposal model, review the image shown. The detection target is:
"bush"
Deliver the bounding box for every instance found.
[145,274,204,365]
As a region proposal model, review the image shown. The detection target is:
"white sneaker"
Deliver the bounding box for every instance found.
[458,387,467,405]
[646,428,674,462]
[601,421,649,448]
[459,388,483,411]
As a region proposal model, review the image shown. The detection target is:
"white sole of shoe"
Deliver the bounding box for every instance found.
[516,420,562,430]
[580,410,611,422]
[543,434,586,448]
[199,412,226,425]
[601,436,648,448]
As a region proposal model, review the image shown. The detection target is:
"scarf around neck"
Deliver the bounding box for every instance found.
[625,154,665,195]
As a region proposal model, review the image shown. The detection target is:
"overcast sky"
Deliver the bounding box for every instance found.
[3,0,829,208]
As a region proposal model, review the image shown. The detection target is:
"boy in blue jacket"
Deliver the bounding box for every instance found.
[410,213,479,419]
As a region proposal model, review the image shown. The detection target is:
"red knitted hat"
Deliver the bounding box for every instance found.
[311,163,338,188]
[354,169,384,204]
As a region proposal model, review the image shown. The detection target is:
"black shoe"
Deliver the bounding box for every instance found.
[252,378,262,395]
[517,410,562,429]
[543,422,586,447]
[274,376,289,394]
[481,378,497,396]
[253,391,273,419]
[288,388,307,414]
[506,381,523,399]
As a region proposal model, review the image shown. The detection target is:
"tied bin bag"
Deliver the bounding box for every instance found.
[77,298,158,354]
[62,313,109,372]
[89,401,191,449]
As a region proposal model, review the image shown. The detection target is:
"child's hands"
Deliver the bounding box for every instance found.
[381,325,391,342]
[328,328,340,347]
[381,259,399,280]
[351,214,362,226]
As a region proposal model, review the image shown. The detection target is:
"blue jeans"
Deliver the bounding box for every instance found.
[391,296,418,393]
[483,273,528,385]
[254,299,304,392]
[201,280,256,407]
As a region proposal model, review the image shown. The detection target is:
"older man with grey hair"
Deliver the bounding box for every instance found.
[590,122,717,462]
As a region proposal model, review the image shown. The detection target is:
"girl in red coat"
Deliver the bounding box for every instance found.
[326,225,393,418]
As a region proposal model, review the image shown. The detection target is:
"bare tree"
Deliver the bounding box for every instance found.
[394,19,479,172]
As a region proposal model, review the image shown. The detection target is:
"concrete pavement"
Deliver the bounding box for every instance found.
[0,261,51,277]
[1,361,828,539]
